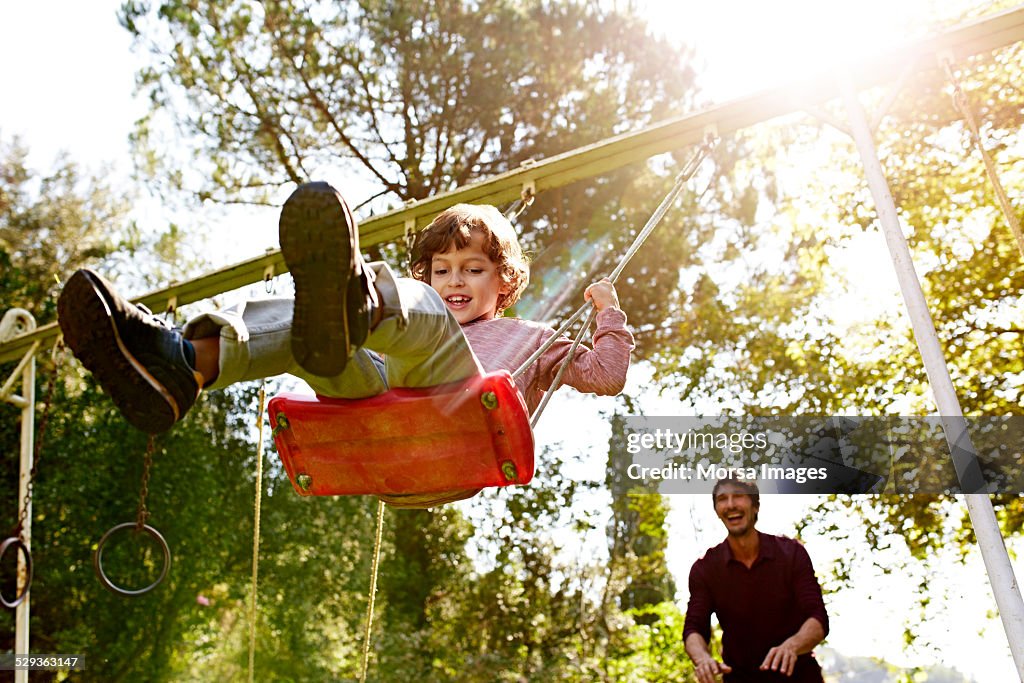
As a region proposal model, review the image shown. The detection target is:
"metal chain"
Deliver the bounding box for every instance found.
[134,435,157,531]
[13,339,64,538]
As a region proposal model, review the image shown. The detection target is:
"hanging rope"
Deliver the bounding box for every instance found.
[519,137,717,425]
[248,381,268,683]
[942,56,1024,260]
[359,499,386,683]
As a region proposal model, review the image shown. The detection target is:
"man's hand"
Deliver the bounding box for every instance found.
[693,656,732,683]
[760,640,800,676]
[761,616,826,676]
[584,278,620,311]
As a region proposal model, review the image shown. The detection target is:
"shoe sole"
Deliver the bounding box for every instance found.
[58,270,179,433]
[279,182,358,377]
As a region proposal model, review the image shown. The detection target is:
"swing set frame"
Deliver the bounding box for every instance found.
[3,5,1024,680]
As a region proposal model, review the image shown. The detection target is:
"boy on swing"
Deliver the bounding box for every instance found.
[57,182,634,505]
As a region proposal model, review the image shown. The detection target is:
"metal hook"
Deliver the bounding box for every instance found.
[263,264,276,294]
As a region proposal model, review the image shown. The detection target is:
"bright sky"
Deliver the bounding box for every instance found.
[2,2,1021,681]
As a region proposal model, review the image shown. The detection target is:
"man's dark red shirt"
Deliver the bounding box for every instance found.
[683,531,830,682]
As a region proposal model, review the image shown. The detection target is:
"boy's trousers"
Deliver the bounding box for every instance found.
[182,262,482,397]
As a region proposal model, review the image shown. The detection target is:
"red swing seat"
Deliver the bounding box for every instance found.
[267,370,535,497]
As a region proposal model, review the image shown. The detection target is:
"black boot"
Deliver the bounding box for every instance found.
[57,269,202,433]
[279,181,378,377]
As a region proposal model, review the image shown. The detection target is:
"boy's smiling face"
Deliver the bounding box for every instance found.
[429,230,509,324]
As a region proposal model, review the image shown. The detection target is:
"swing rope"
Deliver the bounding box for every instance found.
[248,381,268,683]
[360,499,386,683]
[518,137,716,425]
[942,57,1024,260]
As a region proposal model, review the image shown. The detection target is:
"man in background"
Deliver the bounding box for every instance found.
[683,477,829,681]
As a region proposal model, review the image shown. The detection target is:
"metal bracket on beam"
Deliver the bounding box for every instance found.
[263,264,276,293]
[520,180,536,206]
[403,217,417,254]
[702,123,720,146]
[0,309,35,344]
[804,105,853,137]
[936,49,956,72]
[1,310,38,406]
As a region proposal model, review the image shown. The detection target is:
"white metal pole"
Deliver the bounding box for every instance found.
[14,341,34,683]
[1,310,37,683]
[840,76,1024,680]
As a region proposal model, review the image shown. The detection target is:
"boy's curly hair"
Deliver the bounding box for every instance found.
[409,204,530,314]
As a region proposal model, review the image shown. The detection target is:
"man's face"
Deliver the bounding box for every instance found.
[714,483,758,537]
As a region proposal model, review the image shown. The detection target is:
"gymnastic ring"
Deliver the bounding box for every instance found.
[0,537,32,609]
[93,523,171,597]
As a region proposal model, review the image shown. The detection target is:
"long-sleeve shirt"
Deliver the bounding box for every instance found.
[461,307,634,413]
[682,532,830,682]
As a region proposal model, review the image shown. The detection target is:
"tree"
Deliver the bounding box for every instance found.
[797,37,1024,594]
[643,18,1024,656]
[0,136,132,321]
[605,415,676,625]
[119,0,697,204]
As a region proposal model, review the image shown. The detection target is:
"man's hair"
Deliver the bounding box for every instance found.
[409,204,530,314]
[712,476,760,518]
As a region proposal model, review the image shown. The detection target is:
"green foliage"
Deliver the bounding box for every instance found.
[8,0,1024,678]
[119,0,696,205]
[793,37,1024,582]
[605,602,695,683]
[0,135,132,322]
[606,418,676,625]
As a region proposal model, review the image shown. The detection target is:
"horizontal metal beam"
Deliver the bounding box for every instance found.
[3,4,1024,364]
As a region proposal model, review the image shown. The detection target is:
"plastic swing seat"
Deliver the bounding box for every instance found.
[267,370,535,497]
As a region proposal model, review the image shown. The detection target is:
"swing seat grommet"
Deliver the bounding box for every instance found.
[272,413,290,438]
[501,460,518,482]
